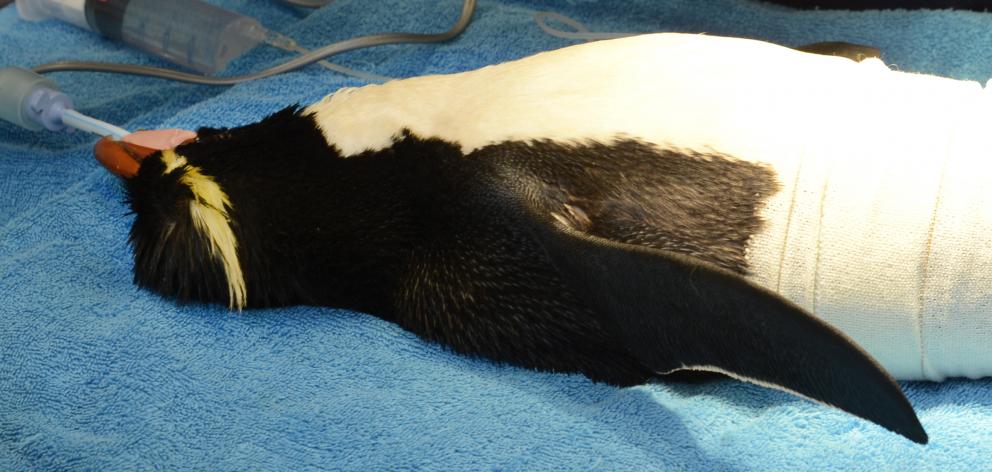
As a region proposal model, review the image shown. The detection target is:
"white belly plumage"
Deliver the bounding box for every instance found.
[305,33,992,381]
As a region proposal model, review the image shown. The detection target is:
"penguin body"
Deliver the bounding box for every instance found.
[113,33,952,444]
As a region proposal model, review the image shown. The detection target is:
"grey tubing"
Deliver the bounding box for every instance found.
[281,0,334,7]
[32,0,475,85]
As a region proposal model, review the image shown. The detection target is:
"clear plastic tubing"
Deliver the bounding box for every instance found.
[16,0,268,74]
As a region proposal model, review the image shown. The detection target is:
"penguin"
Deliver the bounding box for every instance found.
[94,33,933,444]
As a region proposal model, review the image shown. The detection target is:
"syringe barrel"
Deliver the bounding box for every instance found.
[104,0,267,74]
[16,0,90,30]
[16,0,266,75]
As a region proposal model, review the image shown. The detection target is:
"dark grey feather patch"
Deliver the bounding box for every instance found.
[475,139,780,274]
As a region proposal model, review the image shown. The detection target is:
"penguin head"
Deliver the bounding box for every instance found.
[96,106,366,310]
[126,142,244,308]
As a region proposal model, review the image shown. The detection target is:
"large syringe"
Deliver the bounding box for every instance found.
[15,0,268,74]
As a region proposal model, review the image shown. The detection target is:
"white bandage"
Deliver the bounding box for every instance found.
[746,59,992,381]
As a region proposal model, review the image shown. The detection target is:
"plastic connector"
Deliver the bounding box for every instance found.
[0,66,129,138]
[26,86,74,131]
[0,66,71,131]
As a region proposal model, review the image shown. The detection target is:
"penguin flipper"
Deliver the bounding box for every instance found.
[492,172,927,444]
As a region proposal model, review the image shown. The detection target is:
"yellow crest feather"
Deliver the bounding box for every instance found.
[162,150,247,309]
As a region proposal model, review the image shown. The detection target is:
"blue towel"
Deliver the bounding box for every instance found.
[2,0,992,469]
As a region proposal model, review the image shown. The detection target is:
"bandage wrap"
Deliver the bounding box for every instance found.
[745,61,992,380]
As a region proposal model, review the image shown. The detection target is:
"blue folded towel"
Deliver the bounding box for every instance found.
[2,0,991,469]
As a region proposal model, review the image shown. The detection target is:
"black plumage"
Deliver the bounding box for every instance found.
[123,106,927,444]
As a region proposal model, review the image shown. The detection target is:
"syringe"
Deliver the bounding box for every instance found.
[15,0,268,74]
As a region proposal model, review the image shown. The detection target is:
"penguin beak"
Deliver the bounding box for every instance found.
[93,129,197,179]
[94,137,158,179]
